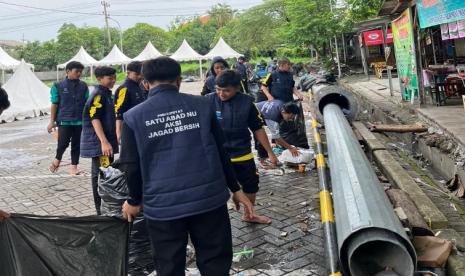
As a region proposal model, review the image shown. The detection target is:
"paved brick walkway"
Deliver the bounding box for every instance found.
[0,117,325,275]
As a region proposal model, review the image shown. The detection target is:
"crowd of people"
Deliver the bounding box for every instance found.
[0,55,307,276]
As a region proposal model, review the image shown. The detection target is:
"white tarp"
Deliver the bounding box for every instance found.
[57,46,98,68]
[170,40,202,61]
[97,45,131,66]
[0,60,50,122]
[132,41,163,61]
[203,37,242,59]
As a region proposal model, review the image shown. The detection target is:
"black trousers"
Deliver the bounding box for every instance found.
[55,125,82,165]
[146,205,232,276]
[91,156,113,215]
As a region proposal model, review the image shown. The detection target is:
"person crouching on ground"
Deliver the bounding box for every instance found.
[47,61,89,175]
[121,57,256,276]
[207,70,278,224]
[80,66,118,215]
[255,100,301,166]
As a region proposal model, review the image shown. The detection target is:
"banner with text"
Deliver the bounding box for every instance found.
[392,8,419,100]
[417,0,465,28]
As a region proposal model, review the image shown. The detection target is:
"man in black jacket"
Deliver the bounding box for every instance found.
[114,61,146,143]
[120,57,255,276]
[207,70,277,224]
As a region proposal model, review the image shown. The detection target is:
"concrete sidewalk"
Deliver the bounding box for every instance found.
[341,75,465,149]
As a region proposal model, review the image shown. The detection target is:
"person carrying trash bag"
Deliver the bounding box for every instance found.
[120,57,256,276]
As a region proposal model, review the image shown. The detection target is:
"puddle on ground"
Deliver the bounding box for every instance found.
[0,148,48,169]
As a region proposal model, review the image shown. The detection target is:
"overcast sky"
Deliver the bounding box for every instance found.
[0,0,263,42]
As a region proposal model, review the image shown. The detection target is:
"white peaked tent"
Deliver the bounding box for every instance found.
[0,46,34,83]
[132,41,163,61]
[56,46,98,81]
[203,37,242,59]
[97,45,131,66]
[57,46,98,69]
[170,39,204,78]
[0,60,50,123]
[170,40,202,61]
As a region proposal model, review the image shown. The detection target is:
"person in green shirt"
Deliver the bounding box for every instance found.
[47,61,89,175]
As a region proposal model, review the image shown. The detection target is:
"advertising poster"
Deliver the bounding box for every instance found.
[441,23,450,40]
[417,0,465,28]
[448,21,459,39]
[392,8,419,100]
[458,20,465,37]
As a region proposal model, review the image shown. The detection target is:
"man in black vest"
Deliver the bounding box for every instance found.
[81,66,118,215]
[114,61,146,143]
[207,70,277,224]
[47,61,89,175]
[234,56,249,94]
[120,57,255,276]
[260,57,304,103]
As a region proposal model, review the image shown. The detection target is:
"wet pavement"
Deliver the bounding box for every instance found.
[0,84,325,275]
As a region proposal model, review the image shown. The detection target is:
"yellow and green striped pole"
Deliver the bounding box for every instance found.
[311,117,342,276]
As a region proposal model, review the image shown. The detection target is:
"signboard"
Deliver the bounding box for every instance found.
[392,8,419,100]
[363,29,393,46]
[441,20,465,39]
[417,0,465,28]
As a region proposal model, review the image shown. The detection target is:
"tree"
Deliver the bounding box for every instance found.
[207,4,236,28]
[216,0,287,56]
[123,23,172,57]
[16,40,58,71]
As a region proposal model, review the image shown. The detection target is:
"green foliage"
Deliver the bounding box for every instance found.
[123,23,172,57]
[216,0,287,57]
[16,41,58,71]
[208,3,236,28]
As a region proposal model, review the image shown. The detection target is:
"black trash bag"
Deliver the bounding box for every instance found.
[279,101,309,149]
[98,164,155,276]
[0,214,128,276]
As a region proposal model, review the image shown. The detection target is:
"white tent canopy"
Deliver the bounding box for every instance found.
[0,60,50,123]
[132,41,163,61]
[203,37,242,59]
[1,46,34,83]
[170,40,202,61]
[57,46,98,69]
[0,46,33,70]
[97,45,131,66]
